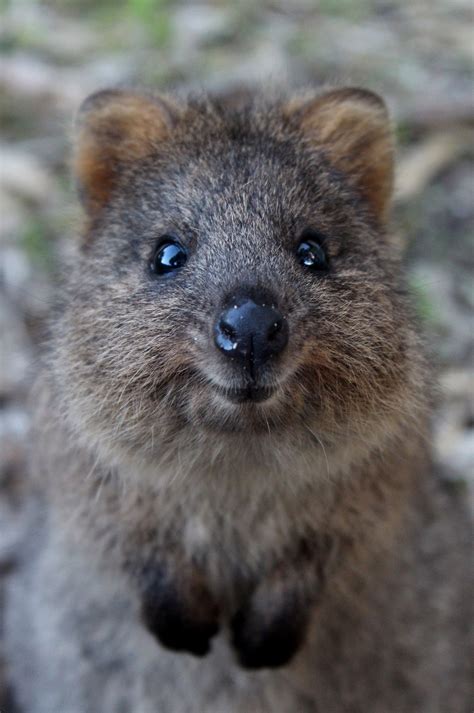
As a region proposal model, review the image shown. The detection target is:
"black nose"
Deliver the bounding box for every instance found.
[214,295,288,375]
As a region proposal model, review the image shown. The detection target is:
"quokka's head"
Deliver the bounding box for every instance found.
[55,86,421,466]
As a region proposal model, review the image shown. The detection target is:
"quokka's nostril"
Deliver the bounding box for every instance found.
[220,320,236,341]
[267,319,283,341]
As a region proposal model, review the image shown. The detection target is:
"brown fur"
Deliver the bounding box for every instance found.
[287,87,394,221]
[74,89,177,216]
[5,85,472,713]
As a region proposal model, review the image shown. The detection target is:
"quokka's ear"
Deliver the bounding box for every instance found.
[74,89,178,216]
[286,87,394,222]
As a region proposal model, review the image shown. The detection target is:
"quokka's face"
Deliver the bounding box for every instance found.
[56,88,415,463]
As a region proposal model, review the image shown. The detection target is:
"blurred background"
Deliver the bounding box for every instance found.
[0,0,473,705]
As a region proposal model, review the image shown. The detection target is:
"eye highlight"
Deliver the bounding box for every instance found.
[150,237,188,276]
[296,231,329,272]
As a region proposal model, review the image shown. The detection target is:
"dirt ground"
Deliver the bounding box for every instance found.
[0,1,473,708]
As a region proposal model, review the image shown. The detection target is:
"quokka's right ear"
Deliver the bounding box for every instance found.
[73,89,179,216]
[284,87,394,223]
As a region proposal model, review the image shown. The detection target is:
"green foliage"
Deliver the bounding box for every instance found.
[395,122,418,147]
[408,274,438,325]
[316,0,373,20]
[19,0,174,47]
[125,0,172,46]
[21,220,55,271]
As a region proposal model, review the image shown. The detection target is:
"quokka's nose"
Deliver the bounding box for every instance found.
[214,295,288,373]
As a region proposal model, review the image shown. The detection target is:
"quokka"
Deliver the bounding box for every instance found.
[5,85,472,713]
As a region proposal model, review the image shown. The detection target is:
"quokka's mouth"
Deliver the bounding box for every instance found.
[213,383,276,404]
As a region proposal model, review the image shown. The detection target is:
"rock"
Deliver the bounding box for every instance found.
[0,145,54,205]
[172,5,232,51]
[434,368,474,511]
[0,191,26,243]
[410,263,474,366]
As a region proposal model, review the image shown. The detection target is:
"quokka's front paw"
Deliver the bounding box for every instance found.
[231,576,312,669]
[140,567,220,657]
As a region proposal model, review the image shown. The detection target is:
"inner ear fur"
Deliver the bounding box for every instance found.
[74,89,178,216]
[286,87,395,222]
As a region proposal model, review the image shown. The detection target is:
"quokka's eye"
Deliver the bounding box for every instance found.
[150,237,188,275]
[296,230,329,272]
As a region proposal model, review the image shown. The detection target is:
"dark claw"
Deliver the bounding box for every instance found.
[231,600,309,670]
[140,568,220,657]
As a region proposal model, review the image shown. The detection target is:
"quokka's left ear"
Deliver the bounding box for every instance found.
[73,89,179,217]
[285,87,395,222]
